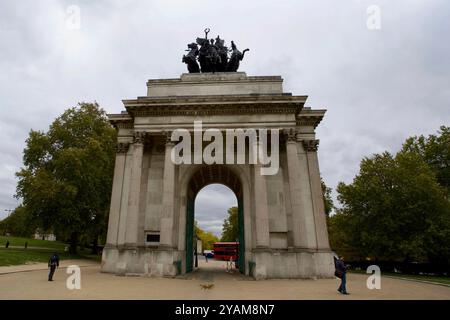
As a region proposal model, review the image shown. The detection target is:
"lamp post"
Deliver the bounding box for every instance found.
[3,209,13,236]
[194,235,199,268]
[235,238,239,269]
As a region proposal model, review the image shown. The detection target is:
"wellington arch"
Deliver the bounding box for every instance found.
[101,72,335,279]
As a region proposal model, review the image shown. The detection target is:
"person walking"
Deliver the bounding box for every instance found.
[5,240,9,248]
[335,256,349,295]
[48,253,60,281]
[24,241,28,249]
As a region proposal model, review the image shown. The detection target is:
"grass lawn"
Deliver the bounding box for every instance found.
[0,236,66,250]
[0,248,80,266]
[0,236,100,266]
[350,270,450,286]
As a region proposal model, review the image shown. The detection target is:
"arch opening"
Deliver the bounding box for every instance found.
[185,165,245,275]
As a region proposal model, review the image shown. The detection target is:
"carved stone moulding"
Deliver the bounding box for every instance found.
[128,104,301,117]
[283,128,298,143]
[116,142,130,154]
[302,139,320,152]
[133,131,146,144]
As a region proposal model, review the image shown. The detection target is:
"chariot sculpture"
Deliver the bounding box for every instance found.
[182,28,249,73]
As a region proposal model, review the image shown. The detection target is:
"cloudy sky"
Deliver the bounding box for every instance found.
[0,0,449,236]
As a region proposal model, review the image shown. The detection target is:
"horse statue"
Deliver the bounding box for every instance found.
[182,28,249,73]
[227,41,249,72]
[182,42,200,73]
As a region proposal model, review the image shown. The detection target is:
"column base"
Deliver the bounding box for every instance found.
[249,249,335,280]
[101,246,183,277]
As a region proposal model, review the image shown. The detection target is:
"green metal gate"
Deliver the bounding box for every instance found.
[237,197,245,274]
[186,197,195,273]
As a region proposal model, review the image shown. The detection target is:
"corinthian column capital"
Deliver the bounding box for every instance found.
[302,139,320,152]
[164,131,175,146]
[284,128,298,143]
[116,142,130,154]
[133,131,146,144]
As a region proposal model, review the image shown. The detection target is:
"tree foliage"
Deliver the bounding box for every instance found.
[330,128,450,264]
[402,126,450,196]
[0,206,36,237]
[221,206,239,242]
[15,102,117,253]
[321,178,334,216]
[194,221,219,250]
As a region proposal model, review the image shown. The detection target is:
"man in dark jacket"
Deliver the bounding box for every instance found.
[335,256,349,295]
[48,253,60,281]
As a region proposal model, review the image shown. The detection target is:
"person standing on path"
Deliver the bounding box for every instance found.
[48,253,60,281]
[335,256,350,295]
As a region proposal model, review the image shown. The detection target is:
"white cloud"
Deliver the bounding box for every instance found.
[0,0,449,220]
[195,184,237,237]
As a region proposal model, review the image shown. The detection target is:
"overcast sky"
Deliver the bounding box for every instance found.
[0,1,449,236]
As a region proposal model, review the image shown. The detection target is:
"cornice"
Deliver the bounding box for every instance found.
[124,93,306,106]
[128,103,302,117]
[108,113,133,129]
[296,108,326,128]
[120,94,307,117]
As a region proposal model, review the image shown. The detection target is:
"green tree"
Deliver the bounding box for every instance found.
[0,206,36,237]
[194,221,219,250]
[321,178,334,216]
[334,150,450,263]
[327,210,359,260]
[15,102,117,253]
[221,206,238,242]
[402,126,450,196]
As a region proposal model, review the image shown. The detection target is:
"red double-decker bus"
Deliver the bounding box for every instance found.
[213,242,238,261]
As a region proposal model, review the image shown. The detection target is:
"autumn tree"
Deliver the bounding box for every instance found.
[195,221,219,250]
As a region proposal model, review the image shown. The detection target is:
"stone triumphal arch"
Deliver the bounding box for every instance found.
[102,72,334,279]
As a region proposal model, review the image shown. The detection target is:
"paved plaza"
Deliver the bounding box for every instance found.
[0,259,449,300]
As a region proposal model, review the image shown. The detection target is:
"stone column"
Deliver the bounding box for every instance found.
[285,129,317,249]
[106,142,129,246]
[254,163,270,248]
[304,139,331,250]
[124,131,145,246]
[159,132,176,248]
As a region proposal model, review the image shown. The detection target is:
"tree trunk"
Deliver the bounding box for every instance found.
[69,232,78,254]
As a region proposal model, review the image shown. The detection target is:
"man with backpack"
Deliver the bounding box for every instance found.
[48,253,60,281]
